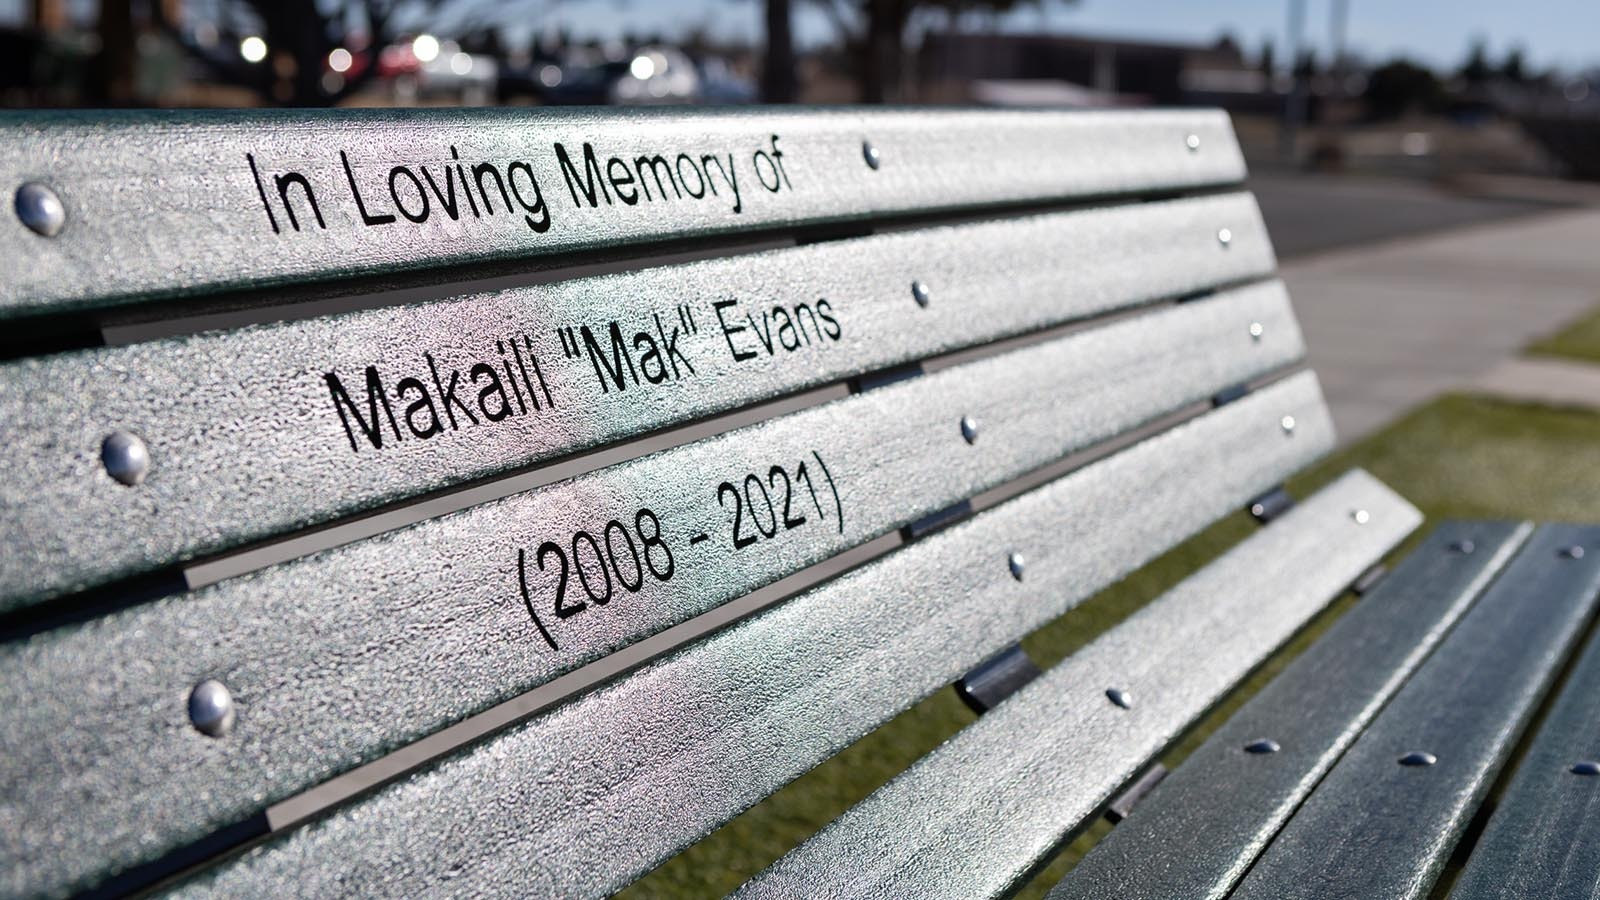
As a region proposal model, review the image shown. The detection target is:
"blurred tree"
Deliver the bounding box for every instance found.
[148,0,464,107]
[808,0,1074,102]
[1459,38,1491,84]
[763,0,798,102]
[1363,58,1442,120]
[1500,46,1527,83]
[1257,38,1275,75]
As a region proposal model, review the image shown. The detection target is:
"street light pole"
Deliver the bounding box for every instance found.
[1280,0,1307,163]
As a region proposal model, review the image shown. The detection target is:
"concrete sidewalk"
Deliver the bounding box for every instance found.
[1280,207,1600,442]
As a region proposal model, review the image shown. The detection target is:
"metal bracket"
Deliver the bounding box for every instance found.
[1351,562,1390,596]
[901,499,974,541]
[1211,382,1252,408]
[850,362,924,394]
[1105,763,1170,824]
[955,644,1042,714]
[1247,485,1295,524]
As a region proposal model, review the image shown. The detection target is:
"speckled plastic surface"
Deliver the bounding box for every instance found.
[0,107,1244,316]
[0,300,1310,899]
[1230,524,1600,900]
[737,470,1419,900]
[0,192,1277,611]
[1052,520,1533,900]
[1452,596,1600,899]
[166,375,1340,900]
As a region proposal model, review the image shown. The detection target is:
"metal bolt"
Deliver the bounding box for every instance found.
[1008,552,1025,581]
[1280,415,1297,434]
[101,430,150,486]
[1217,227,1233,247]
[1398,751,1437,767]
[1249,321,1264,341]
[1185,133,1201,151]
[189,679,236,737]
[1571,761,1600,776]
[15,182,65,237]
[1562,545,1586,560]
[1352,509,1371,525]
[1244,739,1281,754]
[1451,539,1476,555]
[960,415,980,445]
[1106,688,1133,709]
[911,280,930,308]
[862,140,881,170]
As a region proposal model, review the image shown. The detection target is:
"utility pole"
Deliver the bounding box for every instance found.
[1279,0,1307,163]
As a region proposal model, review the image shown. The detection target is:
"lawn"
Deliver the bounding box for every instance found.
[1528,304,1600,365]
[622,393,1600,899]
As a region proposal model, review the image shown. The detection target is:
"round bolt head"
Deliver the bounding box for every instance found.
[862,140,881,170]
[189,679,237,737]
[101,430,151,486]
[1007,551,1026,581]
[1351,509,1371,525]
[1563,545,1586,560]
[1106,687,1133,709]
[1571,760,1600,776]
[1280,414,1297,434]
[1185,133,1201,151]
[1451,539,1476,555]
[1250,501,1267,517]
[15,182,65,237]
[960,415,980,445]
[1249,321,1264,340]
[1398,751,1437,767]
[1244,738,1281,754]
[1217,227,1233,247]
[911,280,931,307]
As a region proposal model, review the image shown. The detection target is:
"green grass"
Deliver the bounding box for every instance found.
[622,394,1600,899]
[1528,304,1600,365]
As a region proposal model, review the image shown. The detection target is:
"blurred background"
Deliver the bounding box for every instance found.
[1,0,1597,188]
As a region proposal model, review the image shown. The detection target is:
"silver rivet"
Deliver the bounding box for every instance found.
[1571,761,1600,776]
[1451,539,1476,554]
[1352,509,1371,525]
[862,141,880,170]
[1185,133,1201,151]
[1250,501,1267,517]
[1217,227,1233,247]
[1280,415,1296,434]
[1007,552,1025,581]
[1399,751,1437,767]
[16,182,65,237]
[101,430,150,486]
[1249,321,1264,340]
[1562,545,1586,560]
[189,679,236,737]
[960,416,979,444]
[911,281,930,307]
[1106,688,1133,709]
[1244,739,1280,754]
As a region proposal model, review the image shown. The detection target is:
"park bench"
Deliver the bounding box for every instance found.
[1,106,1598,900]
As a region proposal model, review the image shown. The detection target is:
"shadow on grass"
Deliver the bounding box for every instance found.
[622,393,1600,899]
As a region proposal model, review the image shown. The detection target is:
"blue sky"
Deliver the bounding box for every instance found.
[536,0,1599,73]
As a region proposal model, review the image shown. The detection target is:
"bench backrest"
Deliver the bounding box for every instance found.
[0,107,1414,898]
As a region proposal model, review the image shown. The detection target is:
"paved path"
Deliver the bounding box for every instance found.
[1475,356,1600,411]
[1280,208,1600,442]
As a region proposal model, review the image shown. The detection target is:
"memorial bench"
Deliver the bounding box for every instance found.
[1,107,1598,900]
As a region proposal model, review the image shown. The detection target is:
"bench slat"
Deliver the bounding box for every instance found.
[0,108,1243,317]
[1050,520,1533,900]
[0,301,1316,899]
[1451,607,1600,899]
[735,470,1419,900]
[1229,524,1600,900]
[166,374,1345,900]
[0,192,1276,611]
